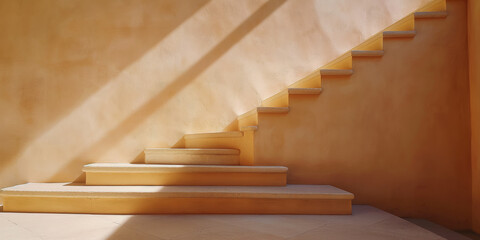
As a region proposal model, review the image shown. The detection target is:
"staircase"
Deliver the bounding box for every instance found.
[1,0,449,215]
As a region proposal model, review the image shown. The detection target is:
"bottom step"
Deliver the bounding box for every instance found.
[82,163,288,186]
[1,183,354,215]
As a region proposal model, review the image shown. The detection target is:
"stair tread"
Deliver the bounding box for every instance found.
[288,88,323,94]
[351,50,384,57]
[414,11,447,18]
[240,126,258,131]
[383,30,416,37]
[256,107,290,113]
[83,163,287,173]
[184,131,243,139]
[320,69,353,75]
[2,183,354,199]
[145,148,240,155]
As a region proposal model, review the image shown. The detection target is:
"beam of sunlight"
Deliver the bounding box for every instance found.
[2,0,286,184]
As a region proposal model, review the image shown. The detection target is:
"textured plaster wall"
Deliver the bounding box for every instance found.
[0,0,431,187]
[469,0,480,233]
[254,0,471,230]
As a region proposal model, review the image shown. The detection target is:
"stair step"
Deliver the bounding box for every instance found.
[145,148,240,165]
[320,69,353,76]
[383,31,416,38]
[256,107,290,114]
[83,163,287,186]
[287,88,323,95]
[351,50,385,57]
[184,131,243,139]
[414,11,447,19]
[1,183,354,214]
[240,125,258,131]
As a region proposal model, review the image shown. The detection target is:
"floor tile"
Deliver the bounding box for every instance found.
[103,215,221,239]
[0,217,41,240]
[172,223,284,240]
[206,214,323,238]
[1,213,122,239]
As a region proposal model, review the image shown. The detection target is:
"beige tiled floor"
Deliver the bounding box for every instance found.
[0,205,445,240]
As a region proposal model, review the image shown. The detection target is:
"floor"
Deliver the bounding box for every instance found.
[405,218,474,240]
[0,205,450,240]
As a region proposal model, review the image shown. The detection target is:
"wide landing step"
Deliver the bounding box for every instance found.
[1,183,354,214]
[83,163,287,186]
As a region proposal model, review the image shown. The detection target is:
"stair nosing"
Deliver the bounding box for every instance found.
[256,107,290,113]
[414,11,448,19]
[83,163,288,173]
[383,30,416,38]
[351,50,385,57]
[287,88,323,95]
[320,69,353,76]
[240,126,258,131]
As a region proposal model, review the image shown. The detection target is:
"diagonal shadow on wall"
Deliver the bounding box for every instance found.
[48,0,287,183]
[0,0,210,174]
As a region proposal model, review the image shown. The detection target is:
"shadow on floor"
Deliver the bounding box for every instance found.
[458,231,480,240]
[405,218,476,240]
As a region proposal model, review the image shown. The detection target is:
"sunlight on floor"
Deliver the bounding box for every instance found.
[0,205,447,240]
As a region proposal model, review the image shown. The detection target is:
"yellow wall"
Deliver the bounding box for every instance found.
[0,0,431,187]
[254,0,470,230]
[469,0,480,233]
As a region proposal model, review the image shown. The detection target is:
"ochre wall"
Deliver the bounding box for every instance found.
[254,0,470,230]
[469,0,480,233]
[0,0,431,188]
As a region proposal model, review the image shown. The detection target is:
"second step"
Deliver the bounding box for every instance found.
[145,148,240,165]
[83,163,288,186]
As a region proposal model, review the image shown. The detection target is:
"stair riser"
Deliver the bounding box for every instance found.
[351,55,383,69]
[145,154,239,165]
[262,92,289,108]
[86,172,286,186]
[184,137,255,166]
[290,71,321,88]
[185,137,241,150]
[3,196,352,214]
